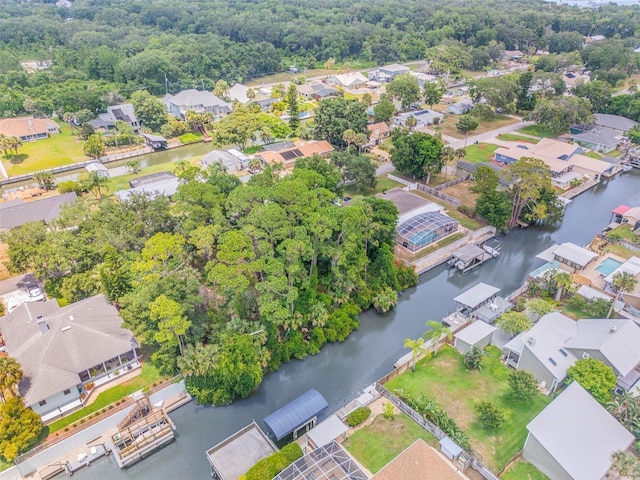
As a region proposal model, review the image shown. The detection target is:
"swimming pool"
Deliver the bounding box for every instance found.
[596,257,623,276]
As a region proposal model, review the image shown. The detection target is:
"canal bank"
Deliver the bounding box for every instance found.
[43,171,640,480]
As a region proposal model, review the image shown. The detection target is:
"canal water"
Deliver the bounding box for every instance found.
[72,171,640,480]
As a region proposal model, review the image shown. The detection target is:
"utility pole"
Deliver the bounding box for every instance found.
[164,74,169,95]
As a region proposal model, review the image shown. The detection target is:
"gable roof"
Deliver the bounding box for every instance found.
[526,382,633,480]
[504,312,578,380]
[0,192,77,230]
[227,84,268,104]
[367,122,391,136]
[380,63,409,73]
[373,439,470,480]
[454,283,500,310]
[564,319,640,376]
[594,113,636,132]
[571,126,621,149]
[0,117,59,138]
[552,242,598,268]
[257,140,334,167]
[454,321,496,345]
[164,89,230,109]
[0,294,136,406]
[332,72,368,87]
[107,103,138,124]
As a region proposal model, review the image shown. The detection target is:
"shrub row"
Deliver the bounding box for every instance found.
[239,442,303,480]
[346,406,371,427]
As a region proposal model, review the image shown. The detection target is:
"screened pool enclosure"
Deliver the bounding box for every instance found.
[397,211,459,252]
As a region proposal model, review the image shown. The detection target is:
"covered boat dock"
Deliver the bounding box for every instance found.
[448,244,492,273]
[205,421,277,480]
[263,389,329,441]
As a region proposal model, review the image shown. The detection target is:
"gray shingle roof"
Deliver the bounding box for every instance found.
[0,192,77,230]
[0,294,136,406]
[594,113,637,132]
[454,283,500,310]
[552,242,598,268]
[526,382,633,480]
[165,89,230,109]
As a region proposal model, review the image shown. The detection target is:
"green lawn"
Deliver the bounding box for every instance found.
[45,364,163,434]
[411,190,483,230]
[583,150,603,159]
[517,125,557,138]
[344,175,403,197]
[501,459,549,480]
[385,346,551,471]
[463,143,499,163]
[607,223,639,242]
[4,122,88,176]
[497,134,537,144]
[0,458,11,473]
[342,413,439,473]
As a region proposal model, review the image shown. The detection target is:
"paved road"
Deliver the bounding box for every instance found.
[446,120,533,149]
[2,382,187,479]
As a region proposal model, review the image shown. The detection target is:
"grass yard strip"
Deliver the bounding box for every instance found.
[385,346,551,471]
[342,413,439,473]
[45,364,163,434]
[497,133,537,143]
[4,122,87,176]
[501,459,549,480]
[583,150,603,159]
[517,125,556,138]
[606,243,639,260]
[439,114,518,139]
[344,175,403,197]
[0,458,12,473]
[411,190,483,230]
[463,143,499,164]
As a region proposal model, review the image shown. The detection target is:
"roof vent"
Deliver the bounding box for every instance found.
[36,315,49,334]
[61,325,71,333]
[610,325,617,333]
[69,315,74,321]
[527,337,536,347]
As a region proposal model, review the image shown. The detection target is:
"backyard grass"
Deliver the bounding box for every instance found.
[501,459,549,480]
[607,223,639,242]
[344,175,403,197]
[439,114,518,139]
[412,190,483,230]
[342,413,439,473]
[45,364,164,434]
[517,125,556,138]
[3,122,87,176]
[245,68,342,86]
[497,133,537,143]
[606,243,639,260]
[441,180,479,209]
[398,232,466,262]
[463,143,499,163]
[385,346,551,471]
[583,150,603,159]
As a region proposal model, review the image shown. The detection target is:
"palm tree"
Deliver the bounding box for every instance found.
[0,357,23,403]
[405,114,417,131]
[404,337,425,372]
[608,271,637,318]
[423,320,452,357]
[440,146,456,181]
[33,171,56,190]
[86,171,109,200]
[553,271,572,301]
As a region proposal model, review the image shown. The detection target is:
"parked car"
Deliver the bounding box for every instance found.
[28,287,45,302]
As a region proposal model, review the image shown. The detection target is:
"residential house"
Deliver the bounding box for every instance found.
[373,439,472,480]
[535,242,599,273]
[500,49,525,61]
[227,84,274,111]
[255,140,334,169]
[602,256,640,300]
[89,103,141,133]
[453,321,496,354]
[200,148,250,171]
[297,82,340,101]
[366,122,391,147]
[562,71,589,91]
[584,34,606,44]
[0,192,77,232]
[114,172,180,202]
[494,138,615,185]
[523,382,633,480]
[409,71,437,87]
[326,72,368,89]
[571,113,637,153]
[503,312,640,394]
[447,98,474,115]
[162,89,232,119]
[0,294,140,420]
[392,110,444,129]
[367,64,410,83]
[0,117,59,142]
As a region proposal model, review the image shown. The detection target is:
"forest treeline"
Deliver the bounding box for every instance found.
[1,0,640,115]
[3,161,417,404]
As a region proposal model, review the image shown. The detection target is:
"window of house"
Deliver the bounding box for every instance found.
[63,389,71,395]
[39,400,47,406]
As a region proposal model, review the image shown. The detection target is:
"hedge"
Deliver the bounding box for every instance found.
[239,443,303,480]
[346,406,371,427]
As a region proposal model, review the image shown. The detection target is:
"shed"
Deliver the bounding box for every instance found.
[85,162,109,178]
[454,283,500,313]
[307,414,348,449]
[263,389,328,440]
[439,436,463,460]
[454,321,497,354]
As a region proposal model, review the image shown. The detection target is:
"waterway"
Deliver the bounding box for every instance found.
[71,170,640,480]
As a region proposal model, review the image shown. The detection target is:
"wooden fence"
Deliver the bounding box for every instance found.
[415,183,462,207]
[431,174,470,191]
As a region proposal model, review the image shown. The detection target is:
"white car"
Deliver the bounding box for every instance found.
[28,287,45,302]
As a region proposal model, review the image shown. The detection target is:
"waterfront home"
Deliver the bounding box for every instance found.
[0,294,140,420]
[535,242,599,272]
[503,312,640,394]
[571,113,637,153]
[162,89,232,119]
[0,192,77,232]
[227,84,274,111]
[523,382,633,480]
[255,139,334,169]
[89,103,141,133]
[115,172,180,202]
[0,117,59,142]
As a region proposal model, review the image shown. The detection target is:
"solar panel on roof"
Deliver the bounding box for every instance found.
[281,149,303,161]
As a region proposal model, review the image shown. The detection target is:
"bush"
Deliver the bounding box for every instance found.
[508,370,538,401]
[515,297,527,312]
[475,401,505,430]
[383,402,395,420]
[57,180,84,194]
[457,204,476,217]
[240,443,303,480]
[463,346,485,370]
[346,406,371,427]
[178,132,203,144]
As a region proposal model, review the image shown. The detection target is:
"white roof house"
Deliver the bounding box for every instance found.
[327,72,368,88]
[453,321,496,354]
[552,242,599,271]
[454,283,501,311]
[523,382,634,480]
[162,89,232,119]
